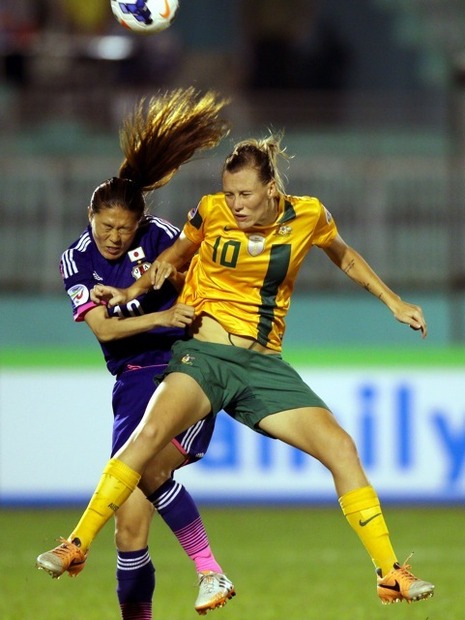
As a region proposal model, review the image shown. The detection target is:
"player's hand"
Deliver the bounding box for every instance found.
[91,284,129,308]
[156,303,195,328]
[392,301,427,338]
[150,260,178,290]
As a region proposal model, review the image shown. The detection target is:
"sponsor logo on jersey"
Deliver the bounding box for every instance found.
[67,284,89,307]
[128,247,146,262]
[93,271,104,281]
[247,233,266,256]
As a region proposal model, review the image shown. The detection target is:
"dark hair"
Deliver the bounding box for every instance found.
[89,87,230,218]
[89,177,144,217]
[223,133,289,194]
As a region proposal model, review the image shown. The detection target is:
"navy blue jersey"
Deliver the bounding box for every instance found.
[60,215,185,375]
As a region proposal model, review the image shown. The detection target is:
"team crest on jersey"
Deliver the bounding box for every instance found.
[67,284,89,307]
[131,262,151,279]
[276,225,292,237]
[128,246,151,280]
[181,354,195,365]
[247,233,266,256]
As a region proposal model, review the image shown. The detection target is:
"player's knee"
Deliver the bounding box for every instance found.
[135,419,169,451]
[115,517,150,549]
[333,430,360,465]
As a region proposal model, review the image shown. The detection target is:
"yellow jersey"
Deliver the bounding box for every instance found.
[179,192,338,351]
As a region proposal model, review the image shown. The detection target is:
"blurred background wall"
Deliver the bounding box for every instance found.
[1,1,465,503]
[1,0,465,324]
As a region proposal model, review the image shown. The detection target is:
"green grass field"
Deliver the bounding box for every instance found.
[2,345,465,369]
[0,505,461,620]
[2,347,463,617]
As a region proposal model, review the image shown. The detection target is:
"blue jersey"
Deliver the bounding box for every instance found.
[60,215,185,375]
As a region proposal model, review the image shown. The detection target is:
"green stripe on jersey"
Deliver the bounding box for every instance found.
[257,244,291,345]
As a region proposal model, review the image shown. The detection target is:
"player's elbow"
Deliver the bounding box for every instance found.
[93,326,117,343]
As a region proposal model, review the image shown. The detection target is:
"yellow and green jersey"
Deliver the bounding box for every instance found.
[179,192,338,351]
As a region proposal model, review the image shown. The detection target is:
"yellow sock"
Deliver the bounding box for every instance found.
[69,458,141,552]
[339,485,397,576]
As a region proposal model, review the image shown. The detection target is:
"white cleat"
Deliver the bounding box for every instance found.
[195,571,236,615]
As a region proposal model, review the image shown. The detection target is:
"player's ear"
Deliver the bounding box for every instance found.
[87,206,93,223]
[267,180,277,197]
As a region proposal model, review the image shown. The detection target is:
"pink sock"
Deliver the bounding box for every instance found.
[193,547,223,574]
[148,480,224,574]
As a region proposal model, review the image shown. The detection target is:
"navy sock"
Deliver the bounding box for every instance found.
[147,479,222,573]
[116,547,155,620]
[147,479,200,530]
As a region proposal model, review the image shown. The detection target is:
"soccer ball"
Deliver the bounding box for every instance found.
[111,0,179,34]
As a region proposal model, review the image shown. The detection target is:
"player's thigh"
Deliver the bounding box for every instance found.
[141,441,186,493]
[258,406,358,467]
[137,372,211,443]
[117,372,211,473]
[114,486,154,550]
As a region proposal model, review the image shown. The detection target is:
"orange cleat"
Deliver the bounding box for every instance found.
[377,555,434,605]
[36,537,87,579]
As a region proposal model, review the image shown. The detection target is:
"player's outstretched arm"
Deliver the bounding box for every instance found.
[151,233,199,290]
[323,234,427,338]
[90,260,181,309]
[90,283,145,308]
[84,302,195,342]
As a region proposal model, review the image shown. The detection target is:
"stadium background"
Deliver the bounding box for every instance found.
[1,0,465,506]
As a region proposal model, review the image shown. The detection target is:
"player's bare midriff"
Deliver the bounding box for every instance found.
[189,313,276,354]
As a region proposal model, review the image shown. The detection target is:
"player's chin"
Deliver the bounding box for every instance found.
[103,248,124,260]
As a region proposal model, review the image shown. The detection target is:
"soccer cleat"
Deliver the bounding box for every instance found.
[194,571,236,615]
[36,537,87,579]
[376,555,435,604]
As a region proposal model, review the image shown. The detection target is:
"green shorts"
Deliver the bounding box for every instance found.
[163,339,329,436]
